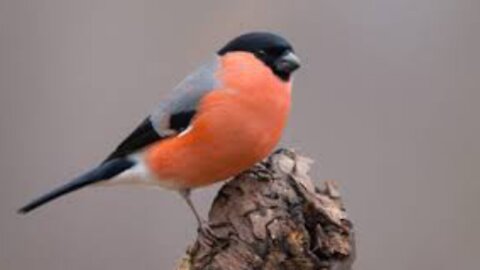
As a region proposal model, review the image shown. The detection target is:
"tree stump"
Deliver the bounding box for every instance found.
[177,149,355,270]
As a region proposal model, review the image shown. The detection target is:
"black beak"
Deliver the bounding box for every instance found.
[275,51,301,74]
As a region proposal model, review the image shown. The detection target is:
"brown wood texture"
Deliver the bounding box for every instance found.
[177,149,355,270]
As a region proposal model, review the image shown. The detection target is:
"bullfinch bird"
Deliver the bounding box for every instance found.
[18,32,301,232]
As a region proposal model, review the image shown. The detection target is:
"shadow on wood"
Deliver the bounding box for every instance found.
[177,149,355,270]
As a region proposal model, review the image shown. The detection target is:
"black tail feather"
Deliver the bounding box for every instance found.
[18,158,135,214]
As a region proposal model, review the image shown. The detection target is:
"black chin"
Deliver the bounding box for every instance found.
[273,69,292,81]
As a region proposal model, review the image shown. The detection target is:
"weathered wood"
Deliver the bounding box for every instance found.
[177,149,355,270]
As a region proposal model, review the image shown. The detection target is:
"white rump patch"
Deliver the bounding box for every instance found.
[95,156,183,190]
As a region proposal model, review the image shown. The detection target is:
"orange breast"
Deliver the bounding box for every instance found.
[146,52,291,189]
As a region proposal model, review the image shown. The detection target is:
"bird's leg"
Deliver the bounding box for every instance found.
[178,189,218,246]
[179,189,203,226]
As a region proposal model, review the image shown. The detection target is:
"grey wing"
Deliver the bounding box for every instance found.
[104,56,221,162]
[149,55,221,136]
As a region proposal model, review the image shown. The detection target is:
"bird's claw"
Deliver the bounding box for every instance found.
[197,222,220,247]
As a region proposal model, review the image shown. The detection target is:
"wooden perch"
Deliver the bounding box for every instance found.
[177,149,355,270]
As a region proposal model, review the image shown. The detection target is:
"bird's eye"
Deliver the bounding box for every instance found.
[256,50,266,57]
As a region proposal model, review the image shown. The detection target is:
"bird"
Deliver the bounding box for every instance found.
[18,32,301,234]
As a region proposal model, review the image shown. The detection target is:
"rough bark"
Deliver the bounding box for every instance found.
[177,149,355,270]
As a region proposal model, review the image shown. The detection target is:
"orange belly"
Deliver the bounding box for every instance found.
[145,53,291,189]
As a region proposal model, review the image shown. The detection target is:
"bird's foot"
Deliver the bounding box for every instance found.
[197,221,221,247]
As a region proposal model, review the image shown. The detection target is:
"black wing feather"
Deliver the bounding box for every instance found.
[169,110,196,132]
[104,118,163,162]
[103,111,196,162]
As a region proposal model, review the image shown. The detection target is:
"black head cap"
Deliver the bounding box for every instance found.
[218,32,300,81]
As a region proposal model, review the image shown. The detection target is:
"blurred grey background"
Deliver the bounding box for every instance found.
[1,1,479,269]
